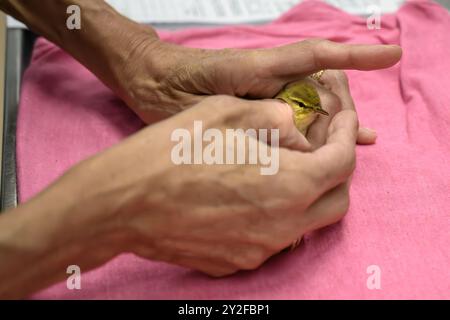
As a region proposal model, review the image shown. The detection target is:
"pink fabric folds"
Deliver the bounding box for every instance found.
[16,1,450,299]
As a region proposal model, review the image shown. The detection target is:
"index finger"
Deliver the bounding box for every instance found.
[259,39,402,79]
[322,69,377,144]
[307,40,402,72]
[300,109,358,196]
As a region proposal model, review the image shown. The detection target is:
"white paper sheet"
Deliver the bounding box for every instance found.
[7,0,406,28]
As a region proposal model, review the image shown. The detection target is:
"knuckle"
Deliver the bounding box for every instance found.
[307,155,333,185]
[345,149,357,174]
[338,148,356,178]
[301,39,330,68]
[335,188,351,220]
[322,138,357,177]
[306,151,355,191]
[266,103,288,130]
[228,247,267,270]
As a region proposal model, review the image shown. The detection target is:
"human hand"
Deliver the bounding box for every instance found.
[0,0,375,298]
[61,94,359,277]
[116,37,401,127]
[0,91,360,299]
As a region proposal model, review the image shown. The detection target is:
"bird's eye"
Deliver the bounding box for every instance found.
[295,101,315,110]
[295,101,307,108]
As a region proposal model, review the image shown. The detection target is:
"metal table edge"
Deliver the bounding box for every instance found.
[1,29,35,211]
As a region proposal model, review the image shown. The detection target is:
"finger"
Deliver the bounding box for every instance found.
[193,96,311,152]
[357,127,377,145]
[305,81,342,149]
[320,71,377,145]
[300,182,350,233]
[320,70,355,111]
[257,39,402,81]
[299,109,358,196]
[242,98,312,152]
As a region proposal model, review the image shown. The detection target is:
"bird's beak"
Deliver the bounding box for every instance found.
[315,108,329,116]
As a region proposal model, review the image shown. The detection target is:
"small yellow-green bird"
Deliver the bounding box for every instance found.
[275,80,329,135]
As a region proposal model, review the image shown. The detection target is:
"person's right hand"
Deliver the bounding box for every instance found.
[55,92,358,277]
[1,89,360,299]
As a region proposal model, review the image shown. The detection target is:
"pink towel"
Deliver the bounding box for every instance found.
[17,1,450,299]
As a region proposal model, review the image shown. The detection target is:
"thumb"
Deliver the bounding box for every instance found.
[244,99,312,152]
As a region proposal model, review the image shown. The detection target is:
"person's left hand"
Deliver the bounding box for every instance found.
[116,37,401,131]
